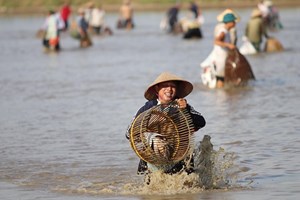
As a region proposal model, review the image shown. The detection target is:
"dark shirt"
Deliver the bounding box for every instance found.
[167,7,179,23]
[126,99,206,174]
[190,3,199,18]
[135,99,205,131]
[78,16,88,33]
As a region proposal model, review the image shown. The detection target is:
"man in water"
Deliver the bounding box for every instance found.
[118,0,134,29]
[126,72,206,175]
[60,2,71,31]
[167,3,180,33]
[245,9,269,52]
[41,10,62,51]
[77,8,92,48]
[213,13,237,88]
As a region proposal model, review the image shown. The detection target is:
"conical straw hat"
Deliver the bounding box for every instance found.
[144,72,193,100]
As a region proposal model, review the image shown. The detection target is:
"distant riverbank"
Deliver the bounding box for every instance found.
[1,0,300,15]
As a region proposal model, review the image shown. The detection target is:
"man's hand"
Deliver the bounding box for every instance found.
[176,98,187,109]
[227,43,236,50]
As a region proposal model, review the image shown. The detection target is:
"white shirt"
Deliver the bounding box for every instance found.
[90,8,105,27]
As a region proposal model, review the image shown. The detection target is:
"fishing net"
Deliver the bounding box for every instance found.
[225,49,255,85]
[129,102,194,167]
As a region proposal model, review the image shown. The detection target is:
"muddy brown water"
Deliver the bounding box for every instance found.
[0,8,299,200]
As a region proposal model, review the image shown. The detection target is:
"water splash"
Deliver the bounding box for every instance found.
[122,171,204,195]
[59,136,250,196]
[193,135,251,189]
[119,135,251,195]
[7,136,251,196]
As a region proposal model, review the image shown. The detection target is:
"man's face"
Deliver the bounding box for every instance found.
[156,81,177,104]
[228,21,236,29]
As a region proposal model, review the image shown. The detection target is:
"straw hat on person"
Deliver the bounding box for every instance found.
[217,9,240,22]
[251,9,262,18]
[263,0,273,7]
[144,72,193,100]
[222,13,237,23]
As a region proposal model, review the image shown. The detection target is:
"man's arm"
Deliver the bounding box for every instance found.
[186,104,206,132]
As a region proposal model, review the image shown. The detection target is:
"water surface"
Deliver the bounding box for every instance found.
[0,8,300,200]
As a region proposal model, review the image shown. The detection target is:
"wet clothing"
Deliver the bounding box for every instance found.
[216,76,225,82]
[167,6,179,32]
[44,15,59,41]
[77,16,92,47]
[215,23,237,45]
[137,156,195,175]
[117,18,134,29]
[181,19,202,39]
[126,99,206,175]
[90,8,105,34]
[201,23,235,82]
[78,16,89,34]
[245,16,268,51]
[183,27,202,39]
[213,24,231,78]
[42,13,62,50]
[190,3,199,18]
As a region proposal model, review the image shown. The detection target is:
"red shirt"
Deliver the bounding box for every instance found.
[60,6,71,21]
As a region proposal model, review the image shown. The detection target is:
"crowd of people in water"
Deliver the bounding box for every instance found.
[38,0,283,89]
[38,0,282,50]
[160,1,204,39]
[123,0,284,183]
[199,0,283,89]
[120,1,284,183]
[38,0,134,51]
[36,0,285,186]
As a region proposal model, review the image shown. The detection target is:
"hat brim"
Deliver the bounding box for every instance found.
[144,72,193,101]
[217,9,240,22]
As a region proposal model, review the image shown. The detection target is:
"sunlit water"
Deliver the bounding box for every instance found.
[0,8,300,200]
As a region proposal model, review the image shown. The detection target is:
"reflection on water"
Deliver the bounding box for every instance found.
[0,8,300,200]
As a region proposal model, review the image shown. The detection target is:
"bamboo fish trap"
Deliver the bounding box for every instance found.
[129,103,194,167]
